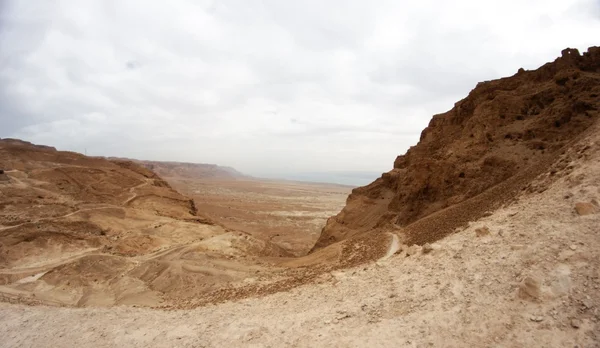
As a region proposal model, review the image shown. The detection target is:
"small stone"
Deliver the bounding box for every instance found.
[519,275,543,300]
[422,243,434,254]
[570,244,577,251]
[575,202,598,216]
[571,319,581,328]
[475,227,491,237]
[335,311,351,320]
[530,316,544,322]
[582,299,593,309]
[406,245,421,256]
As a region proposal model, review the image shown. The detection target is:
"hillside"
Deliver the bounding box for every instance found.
[0,139,287,307]
[1,47,599,347]
[3,114,600,347]
[313,47,600,251]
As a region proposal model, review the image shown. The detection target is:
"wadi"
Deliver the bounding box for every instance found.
[0,47,599,347]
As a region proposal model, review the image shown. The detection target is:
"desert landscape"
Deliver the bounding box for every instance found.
[0,139,355,308]
[168,176,351,255]
[1,47,599,347]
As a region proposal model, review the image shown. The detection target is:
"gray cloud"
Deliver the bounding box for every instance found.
[0,0,599,177]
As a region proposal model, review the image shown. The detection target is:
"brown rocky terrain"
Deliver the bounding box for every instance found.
[0,139,296,307]
[1,47,600,347]
[0,139,356,308]
[2,105,600,347]
[313,46,600,251]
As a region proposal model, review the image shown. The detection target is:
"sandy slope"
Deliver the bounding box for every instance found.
[1,127,599,347]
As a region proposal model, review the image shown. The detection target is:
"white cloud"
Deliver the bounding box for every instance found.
[0,0,599,177]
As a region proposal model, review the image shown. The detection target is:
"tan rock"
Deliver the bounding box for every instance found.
[475,227,491,237]
[575,202,598,215]
[422,243,434,254]
[406,245,421,256]
[518,275,543,300]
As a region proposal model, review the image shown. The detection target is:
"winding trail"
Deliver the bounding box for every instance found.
[123,181,149,205]
[381,233,400,260]
[0,177,149,232]
[0,248,102,274]
[0,205,121,232]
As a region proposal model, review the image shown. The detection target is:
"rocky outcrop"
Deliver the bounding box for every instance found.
[312,47,600,251]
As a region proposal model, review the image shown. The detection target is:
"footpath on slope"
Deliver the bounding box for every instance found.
[1,120,599,347]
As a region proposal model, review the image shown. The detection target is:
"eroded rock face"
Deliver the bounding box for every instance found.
[312,47,600,251]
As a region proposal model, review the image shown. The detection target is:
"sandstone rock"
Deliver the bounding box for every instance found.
[518,275,543,300]
[575,202,598,215]
[475,227,490,237]
[571,319,581,328]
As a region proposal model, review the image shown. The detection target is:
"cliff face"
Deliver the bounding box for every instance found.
[312,47,600,251]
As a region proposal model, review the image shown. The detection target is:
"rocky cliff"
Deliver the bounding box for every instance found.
[312,47,600,251]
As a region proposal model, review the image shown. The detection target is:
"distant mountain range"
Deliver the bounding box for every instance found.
[260,171,382,187]
[106,157,246,180]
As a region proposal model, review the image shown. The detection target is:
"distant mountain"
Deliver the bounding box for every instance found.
[267,171,381,186]
[120,159,246,180]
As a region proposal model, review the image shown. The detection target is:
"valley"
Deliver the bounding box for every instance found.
[1,46,599,347]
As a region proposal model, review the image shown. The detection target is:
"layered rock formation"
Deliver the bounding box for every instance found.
[313,47,600,250]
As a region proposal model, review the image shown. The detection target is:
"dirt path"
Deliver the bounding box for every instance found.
[0,248,101,274]
[0,205,120,232]
[1,165,599,347]
[381,233,400,260]
[0,169,148,231]
[123,181,149,205]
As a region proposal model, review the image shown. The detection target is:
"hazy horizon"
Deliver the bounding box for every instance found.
[1,0,599,176]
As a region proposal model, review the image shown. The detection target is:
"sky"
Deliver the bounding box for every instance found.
[0,0,599,181]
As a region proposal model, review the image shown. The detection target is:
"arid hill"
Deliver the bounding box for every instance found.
[0,138,198,225]
[2,47,599,311]
[313,47,600,250]
[2,49,600,346]
[0,139,287,307]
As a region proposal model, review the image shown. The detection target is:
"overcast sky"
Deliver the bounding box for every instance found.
[0,0,599,178]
